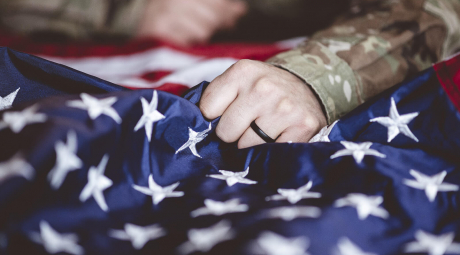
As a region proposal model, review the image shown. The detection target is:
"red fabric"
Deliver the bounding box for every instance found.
[434,53,460,112]
[0,33,289,96]
[0,35,284,61]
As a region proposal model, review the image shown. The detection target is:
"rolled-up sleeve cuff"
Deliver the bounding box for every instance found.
[266,41,363,124]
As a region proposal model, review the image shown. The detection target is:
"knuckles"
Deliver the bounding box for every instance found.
[299,115,323,135]
[275,98,295,115]
[232,59,254,71]
[252,77,279,96]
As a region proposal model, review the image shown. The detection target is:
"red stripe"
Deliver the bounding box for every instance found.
[124,83,190,96]
[433,53,460,112]
[0,33,283,61]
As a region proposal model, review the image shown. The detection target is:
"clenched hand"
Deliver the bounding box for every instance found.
[199,60,327,149]
[137,0,247,47]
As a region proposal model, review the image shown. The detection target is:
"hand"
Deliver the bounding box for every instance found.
[137,0,247,47]
[199,59,327,149]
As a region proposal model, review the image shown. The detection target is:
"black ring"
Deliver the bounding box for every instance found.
[250,120,276,143]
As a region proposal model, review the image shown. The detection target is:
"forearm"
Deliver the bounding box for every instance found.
[267,0,459,124]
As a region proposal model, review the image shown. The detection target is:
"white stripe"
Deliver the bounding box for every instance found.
[275,37,308,50]
[42,47,204,78]
[41,40,301,89]
[112,58,238,88]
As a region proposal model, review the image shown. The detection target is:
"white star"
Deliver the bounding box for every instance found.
[0,88,19,111]
[264,206,321,221]
[309,120,338,143]
[79,154,113,211]
[109,223,166,250]
[404,170,459,202]
[67,93,121,123]
[175,123,212,158]
[370,97,419,142]
[208,167,257,187]
[191,199,249,217]
[334,237,377,255]
[404,230,460,255]
[29,221,84,255]
[330,141,386,164]
[334,193,389,220]
[134,91,165,142]
[133,174,184,205]
[0,153,34,184]
[177,220,235,254]
[266,181,321,204]
[48,131,83,190]
[251,231,310,255]
[0,104,47,133]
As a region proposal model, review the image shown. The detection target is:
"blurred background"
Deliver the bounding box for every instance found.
[0,0,351,46]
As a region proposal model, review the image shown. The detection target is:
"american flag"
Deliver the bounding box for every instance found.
[0,36,459,255]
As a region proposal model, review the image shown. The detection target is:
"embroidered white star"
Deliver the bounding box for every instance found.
[177,220,235,254]
[252,231,310,255]
[403,170,459,202]
[48,131,83,190]
[266,181,321,204]
[134,91,165,142]
[109,223,166,250]
[208,167,257,187]
[29,221,84,255]
[133,174,184,205]
[264,206,321,221]
[0,88,19,111]
[67,93,121,123]
[334,237,377,255]
[404,230,460,255]
[370,97,419,142]
[175,123,212,158]
[0,104,47,133]
[79,154,113,211]
[0,153,34,184]
[191,199,249,217]
[330,141,386,164]
[309,120,338,143]
[334,193,389,220]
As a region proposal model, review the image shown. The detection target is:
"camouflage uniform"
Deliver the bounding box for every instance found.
[0,0,148,39]
[267,0,460,124]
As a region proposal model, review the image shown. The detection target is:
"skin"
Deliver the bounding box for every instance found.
[137,0,248,47]
[199,59,327,149]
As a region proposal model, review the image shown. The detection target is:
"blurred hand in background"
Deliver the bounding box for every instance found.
[137,0,248,47]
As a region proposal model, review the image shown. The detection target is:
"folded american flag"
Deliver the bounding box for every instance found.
[0,46,459,255]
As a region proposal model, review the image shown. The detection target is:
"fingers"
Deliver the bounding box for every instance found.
[199,59,328,148]
[137,0,247,46]
[238,123,321,149]
[215,96,260,143]
[199,75,238,120]
[238,115,287,148]
[199,60,256,120]
[212,0,248,28]
[238,127,265,148]
[276,126,317,144]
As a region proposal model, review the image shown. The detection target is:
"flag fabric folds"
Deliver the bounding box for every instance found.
[0,47,460,255]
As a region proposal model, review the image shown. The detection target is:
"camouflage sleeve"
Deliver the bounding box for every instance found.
[267,0,460,124]
[0,0,148,39]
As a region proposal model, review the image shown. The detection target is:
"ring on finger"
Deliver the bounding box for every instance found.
[250,120,277,143]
